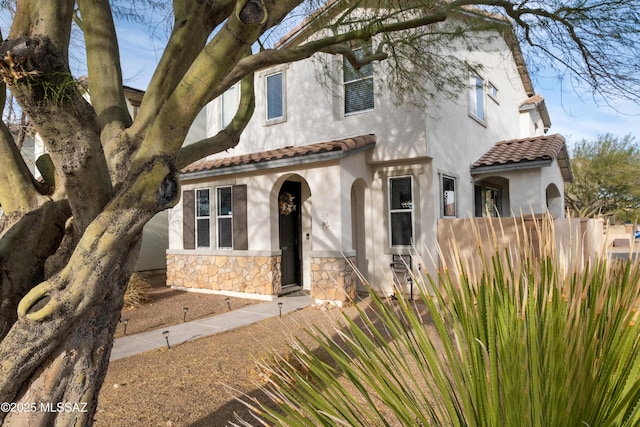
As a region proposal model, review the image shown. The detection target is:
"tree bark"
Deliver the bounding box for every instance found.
[0,0,638,425]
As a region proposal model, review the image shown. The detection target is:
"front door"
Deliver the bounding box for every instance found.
[278,181,301,292]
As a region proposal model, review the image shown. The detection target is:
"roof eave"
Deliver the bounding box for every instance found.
[180,142,375,180]
[471,159,552,175]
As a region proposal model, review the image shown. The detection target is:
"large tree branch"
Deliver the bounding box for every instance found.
[0,121,44,227]
[134,0,235,133]
[135,0,274,162]
[218,5,451,90]
[2,9,114,233]
[8,0,74,55]
[0,200,69,340]
[76,0,131,146]
[176,72,255,169]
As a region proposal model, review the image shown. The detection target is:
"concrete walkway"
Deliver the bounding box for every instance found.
[110,293,314,361]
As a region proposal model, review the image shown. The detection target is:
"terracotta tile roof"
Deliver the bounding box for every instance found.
[182,134,376,174]
[472,134,573,181]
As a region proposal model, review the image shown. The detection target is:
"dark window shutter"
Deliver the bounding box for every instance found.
[232,184,248,250]
[183,190,195,250]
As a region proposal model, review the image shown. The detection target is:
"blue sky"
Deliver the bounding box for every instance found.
[535,73,640,147]
[2,9,638,150]
[112,22,640,151]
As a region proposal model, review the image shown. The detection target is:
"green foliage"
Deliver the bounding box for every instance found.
[239,217,640,426]
[566,133,640,222]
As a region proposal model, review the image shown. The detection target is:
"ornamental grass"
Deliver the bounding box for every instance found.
[238,216,640,426]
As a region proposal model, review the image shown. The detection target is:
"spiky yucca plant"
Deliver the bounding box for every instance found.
[237,216,640,426]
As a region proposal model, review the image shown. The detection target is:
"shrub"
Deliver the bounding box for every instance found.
[237,216,640,426]
[123,272,152,309]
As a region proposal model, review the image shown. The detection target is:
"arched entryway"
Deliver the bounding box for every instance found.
[275,175,311,295]
[546,183,562,217]
[278,180,302,293]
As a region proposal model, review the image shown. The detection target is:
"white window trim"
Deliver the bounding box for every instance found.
[468,72,487,126]
[441,174,457,218]
[343,47,375,116]
[216,185,233,250]
[195,188,211,249]
[265,71,286,125]
[388,175,415,248]
[487,81,499,104]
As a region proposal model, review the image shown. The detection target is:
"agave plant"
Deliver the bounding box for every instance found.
[236,216,640,426]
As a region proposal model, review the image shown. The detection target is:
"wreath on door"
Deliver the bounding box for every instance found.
[278,192,296,215]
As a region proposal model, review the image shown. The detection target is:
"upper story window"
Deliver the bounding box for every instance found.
[389,176,413,247]
[468,73,486,124]
[442,175,456,217]
[221,85,238,129]
[343,48,374,114]
[216,186,233,249]
[195,188,211,248]
[266,71,285,122]
[487,81,499,103]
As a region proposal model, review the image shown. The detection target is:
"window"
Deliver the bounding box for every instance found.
[216,186,233,249]
[343,48,374,114]
[442,176,456,217]
[183,185,247,251]
[195,189,211,248]
[389,176,413,247]
[221,85,238,128]
[487,81,499,103]
[468,73,486,122]
[266,72,284,121]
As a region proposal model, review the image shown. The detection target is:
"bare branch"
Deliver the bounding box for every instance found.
[177,71,255,169]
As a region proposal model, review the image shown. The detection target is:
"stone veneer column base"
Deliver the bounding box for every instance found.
[166,254,281,297]
[310,256,356,306]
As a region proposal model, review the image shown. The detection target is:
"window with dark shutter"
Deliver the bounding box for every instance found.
[185,185,248,251]
[182,190,195,250]
[232,184,248,250]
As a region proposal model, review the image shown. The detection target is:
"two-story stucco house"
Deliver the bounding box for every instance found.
[166,8,572,305]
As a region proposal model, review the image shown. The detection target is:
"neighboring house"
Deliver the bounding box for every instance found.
[166,9,573,304]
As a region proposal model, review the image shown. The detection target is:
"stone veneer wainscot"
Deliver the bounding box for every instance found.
[310,256,356,305]
[166,253,281,296]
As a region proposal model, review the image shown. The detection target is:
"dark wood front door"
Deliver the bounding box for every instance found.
[278,181,301,290]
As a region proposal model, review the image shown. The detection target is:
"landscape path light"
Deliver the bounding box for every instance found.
[162,330,170,349]
[123,318,129,335]
[278,301,283,317]
[183,306,188,322]
[225,297,231,311]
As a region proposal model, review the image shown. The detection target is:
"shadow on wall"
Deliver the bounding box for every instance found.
[135,211,169,272]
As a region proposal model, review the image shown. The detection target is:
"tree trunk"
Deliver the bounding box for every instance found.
[0,157,176,426]
[0,224,144,426]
